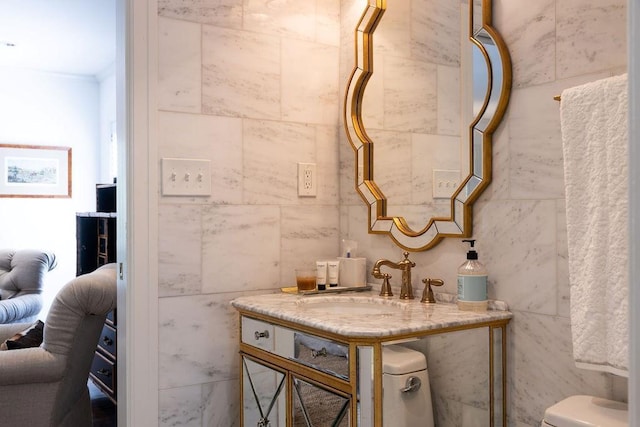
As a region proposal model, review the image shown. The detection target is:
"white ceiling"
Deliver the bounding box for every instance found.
[0,0,116,77]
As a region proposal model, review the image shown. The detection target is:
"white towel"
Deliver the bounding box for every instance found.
[561,73,629,377]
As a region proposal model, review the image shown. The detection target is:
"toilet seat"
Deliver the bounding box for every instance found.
[542,395,628,427]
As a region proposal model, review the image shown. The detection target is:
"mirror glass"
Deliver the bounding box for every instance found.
[344,0,511,251]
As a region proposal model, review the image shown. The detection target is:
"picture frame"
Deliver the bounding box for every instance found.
[0,144,72,198]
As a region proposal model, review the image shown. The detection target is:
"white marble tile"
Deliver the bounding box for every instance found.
[383,55,437,133]
[158,17,202,113]
[437,64,461,136]
[202,379,240,427]
[424,329,490,409]
[280,205,340,285]
[507,74,609,200]
[159,385,202,427]
[158,0,243,28]
[243,0,316,41]
[372,0,411,59]
[367,129,412,207]
[281,39,339,125]
[411,0,460,67]
[556,0,626,80]
[202,26,280,120]
[474,199,557,315]
[158,112,243,204]
[243,119,315,204]
[159,292,241,389]
[201,205,281,293]
[315,125,340,204]
[509,311,612,425]
[493,0,555,88]
[411,133,462,206]
[315,0,340,46]
[432,394,462,427]
[158,204,202,297]
[481,114,510,202]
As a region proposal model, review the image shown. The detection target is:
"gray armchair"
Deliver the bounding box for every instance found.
[0,249,57,324]
[0,263,117,427]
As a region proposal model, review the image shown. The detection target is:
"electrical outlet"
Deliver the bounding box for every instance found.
[298,162,317,197]
[433,169,460,199]
[162,158,212,196]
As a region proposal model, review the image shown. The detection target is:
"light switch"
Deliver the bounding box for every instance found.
[433,169,460,199]
[162,158,211,196]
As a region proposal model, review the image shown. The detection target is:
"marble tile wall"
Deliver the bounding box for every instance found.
[154,0,627,425]
[340,0,628,426]
[157,1,341,425]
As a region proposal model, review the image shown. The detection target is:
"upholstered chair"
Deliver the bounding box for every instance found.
[0,263,116,427]
[0,249,57,324]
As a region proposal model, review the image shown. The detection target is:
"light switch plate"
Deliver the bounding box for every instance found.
[433,169,460,199]
[162,158,211,196]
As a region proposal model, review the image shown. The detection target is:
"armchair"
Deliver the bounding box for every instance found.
[0,249,57,324]
[0,263,117,427]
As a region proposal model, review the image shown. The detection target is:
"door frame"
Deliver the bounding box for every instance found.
[116,0,159,425]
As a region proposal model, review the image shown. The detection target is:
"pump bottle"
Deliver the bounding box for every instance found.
[457,239,488,311]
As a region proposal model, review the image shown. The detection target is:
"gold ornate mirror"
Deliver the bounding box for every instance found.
[344,0,511,251]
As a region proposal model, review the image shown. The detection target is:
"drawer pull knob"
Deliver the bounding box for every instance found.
[97,368,112,377]
[401,376,421,393]
[102,336,113,346]
[311,347,328,358]
[254,330,270,340]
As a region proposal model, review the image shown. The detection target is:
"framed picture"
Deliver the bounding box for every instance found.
[0,144,72,198]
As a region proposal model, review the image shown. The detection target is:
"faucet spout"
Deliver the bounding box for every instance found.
[372,252,416,299]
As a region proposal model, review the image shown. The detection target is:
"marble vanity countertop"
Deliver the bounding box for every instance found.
[231,291,512,338]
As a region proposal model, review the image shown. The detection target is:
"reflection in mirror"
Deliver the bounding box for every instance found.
[292,376,350,426]
[344,0,511,251]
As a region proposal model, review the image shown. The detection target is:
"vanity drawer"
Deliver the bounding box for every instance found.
[293,332,349,380]
[97,323,116,358]
[241,317,274,352]
[90,351,116,396]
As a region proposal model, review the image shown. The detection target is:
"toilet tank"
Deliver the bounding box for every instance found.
[382,345,435,427]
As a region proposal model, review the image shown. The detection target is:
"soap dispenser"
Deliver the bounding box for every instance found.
[457,239,488,311]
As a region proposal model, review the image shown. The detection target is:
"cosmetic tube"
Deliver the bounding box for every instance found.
[327,260,340,287]
[316,261,328,291]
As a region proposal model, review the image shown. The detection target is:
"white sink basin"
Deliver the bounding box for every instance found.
[296,297,408,315]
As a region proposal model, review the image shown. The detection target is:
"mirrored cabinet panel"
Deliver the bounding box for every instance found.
[292,376,351,427]
[242,356,287,427]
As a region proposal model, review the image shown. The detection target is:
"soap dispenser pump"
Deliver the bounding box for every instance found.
[457,239,488,311]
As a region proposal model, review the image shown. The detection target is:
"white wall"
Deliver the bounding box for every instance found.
[99,65,117,184]
[0,67,100,315]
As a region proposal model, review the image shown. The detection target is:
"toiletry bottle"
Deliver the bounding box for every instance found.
[457,239,488,311]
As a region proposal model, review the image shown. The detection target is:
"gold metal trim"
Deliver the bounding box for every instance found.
[343,0,512,251]
[238,310,512,426]
[554,95,562,102]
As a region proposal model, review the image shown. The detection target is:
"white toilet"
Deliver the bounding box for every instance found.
[382,344,435,427]
[541,395,628,427]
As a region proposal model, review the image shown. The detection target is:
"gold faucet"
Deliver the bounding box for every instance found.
[372,252,416,299]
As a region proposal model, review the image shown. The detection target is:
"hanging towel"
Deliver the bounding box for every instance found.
[561,73,629,377]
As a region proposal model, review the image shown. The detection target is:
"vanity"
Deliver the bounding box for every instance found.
[232,292,512,427]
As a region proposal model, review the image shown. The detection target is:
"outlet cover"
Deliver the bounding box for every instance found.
[298,162,317,197]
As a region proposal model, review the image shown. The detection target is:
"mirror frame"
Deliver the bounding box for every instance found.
[343,0,512,251]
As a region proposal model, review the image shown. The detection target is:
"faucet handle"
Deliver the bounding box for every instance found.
[420,278,444,303]
[379,273,393,297]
